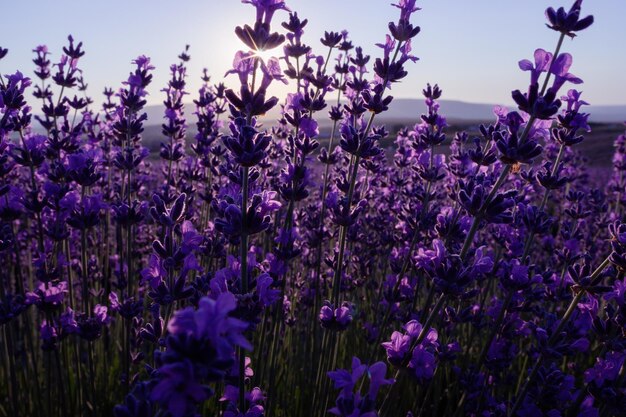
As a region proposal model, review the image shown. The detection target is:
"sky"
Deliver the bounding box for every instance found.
[2,0,625,109]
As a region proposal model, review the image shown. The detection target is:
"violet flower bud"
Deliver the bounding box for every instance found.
[545,0,594,38]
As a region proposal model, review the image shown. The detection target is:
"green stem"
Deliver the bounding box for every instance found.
[239,165,249,412]
[540,33,566,96]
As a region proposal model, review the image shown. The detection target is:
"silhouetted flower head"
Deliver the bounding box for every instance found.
[546,0,594,38]
[242,0,290,25]
[1,71,31,110]
[63,35,85,59]
[321,31,343,48]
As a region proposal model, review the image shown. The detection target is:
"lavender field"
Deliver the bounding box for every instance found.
[1,0,625,416]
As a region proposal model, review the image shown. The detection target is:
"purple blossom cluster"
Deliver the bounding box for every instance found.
[1,1,625,417]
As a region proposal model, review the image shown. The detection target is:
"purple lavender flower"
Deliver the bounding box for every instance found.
[25,281,68,311]
[584,351,625,386]
[608,222,626,271]
[40,320,59,351]
[167,292,252,357]
[409,345,437,380]
[319,301,353,331]
[150,359,211,417]
[545,0,594,38]
[339,123,383,159]
[77,304,110,341]
[518,49,553,86]
[328,357,394,416]
[382,319,438,379]
[223,118,272,167]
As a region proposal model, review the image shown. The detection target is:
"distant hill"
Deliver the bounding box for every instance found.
[81,99,625,168]
[384,99,626,124]
[141,98,626,126]
[23,95,625,167]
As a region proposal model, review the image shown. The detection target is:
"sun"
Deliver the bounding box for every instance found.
[252,48,275,64]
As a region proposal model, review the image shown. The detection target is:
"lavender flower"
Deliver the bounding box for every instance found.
[545,0,594,37]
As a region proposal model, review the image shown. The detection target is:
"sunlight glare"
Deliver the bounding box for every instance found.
[253,48,275,63]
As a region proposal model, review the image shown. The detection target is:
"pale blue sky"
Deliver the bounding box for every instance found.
[2,0,625,107]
